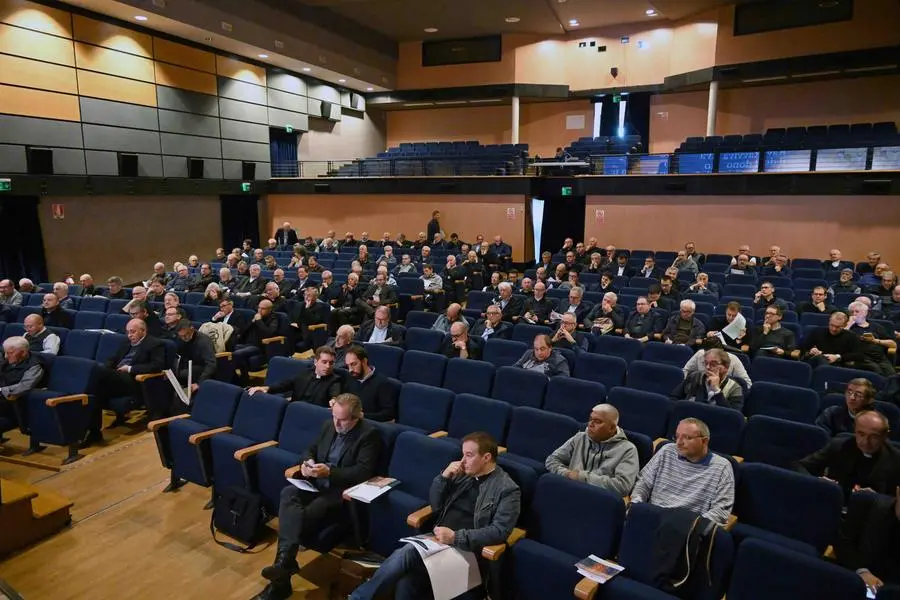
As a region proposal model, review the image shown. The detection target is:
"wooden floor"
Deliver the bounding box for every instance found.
[0,431,335,600]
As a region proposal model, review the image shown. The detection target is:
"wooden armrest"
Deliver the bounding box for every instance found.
[188,426,232,444]
[652,437,669,450]
[481,527,526,560]
[308,323,328,331]
[410,295,424,301]
[45,393,89,407]
[285,465,301,479]
[497,446,507,454]
[429,431,449,438]
[740,345,749,353]
[148,413,190,432]
[234,440,279,461]
[407,506,434,528]
[135,372,165,383]
[574,577,600,600]
[262,336,286,345]
[732,455,744,463]
[724,514,738,531]
[824,545,836,559]
[215,351,233,359]
[790,349,801,359]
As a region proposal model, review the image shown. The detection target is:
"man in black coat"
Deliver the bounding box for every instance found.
[355,306,404,346]
[555,288,593,325]
[255,393,383,600]
[343,345,397,422]
[233,299,280,386]
[249,346,343,406]
[520,281,556,324]
[836,486,900,594]
[211,298,248,346]
[275,221,299,248]
[291,287,331,350]
[174,320,216,393]
[492,282,523,323]
[801,311,865,369]
[470,305,513,343]
[439,321,481,360]
[355,272,398,321]
[40,293,73,329]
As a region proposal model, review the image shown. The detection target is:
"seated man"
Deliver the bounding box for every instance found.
[258,393,383,600]
[349,432,520,600]
[233,299,280,386]
[705,301,747,349]
[631,417,735,525]
[555,287,592,324]
[471,305,513,342]
[828,268,861,301]
[355,272,397,322]
[23,314,61,355]
[759,253,792,278]
[393,254,417,275]
[686,272,720,298]
[835,486,900,595]
[798,410,900,503]
[847,301,897,377]
[356,306,404,346]
[748,305,796,357]
[801,311,865,369]
[53,281,75,309]
[637,256,663,279]
[0,337,45,432]
[797,286,837,316]
[817,378,877,437]
[249,346,342,406]
[211,298,247,345]
[823,248,854,273]
[520,281,556,324]
[440,321,480,360]
[545,404,638,497]
[647,283,676,313]
[752,281,789,312]
[672,250,698,274]
[584,292,625,336]
[0,279,23,322]
[173,320,216,393]
[726,253,756,277]
[662,299,706,347]
[168,264,194,292]
[329,325,356,367]
[290,287,330,350]
[431,303,465,334]
[551,312,589,353]
[41,293,73,329]
[491,282,522,323]
[105,276,127,299]
[683,337,753,391]
[513,334,570,377]
[670,348,744,411]
[343,345,396,422]
[624,297,660,343]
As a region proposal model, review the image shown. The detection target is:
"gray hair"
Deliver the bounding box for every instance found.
[498,282,513,293]
[3,336,29,352]
[680,299,696,311]
[591,403,619,424]
[679,417,710,439]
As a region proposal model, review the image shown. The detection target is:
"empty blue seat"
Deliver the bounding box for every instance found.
[397,382,453,433]
[73,311,106,330]
[502,407,579,473]
[104,313,130,333]
[607,387,671,439]
[738,415,829,469]
[626,360,685,397]
[751,356,812,387]
[439,393,511,444]
[812,365,886,395]
[573,353,627,389]
[362,343,404,379]
[404,327,444,354]
[397,350,446,386]
[668,402,745,455]
[640,341,693,368]
[443,357,494,396]
[512,323,552,345]
[403,311,438,329]
[744,381,818,423]
[543,377,606,421]
[592,335,643,363]
[78,297,108,313]
[482,339,529,368]
[264,356,310,388]
[61,330,101,360]
[491,366,547,408]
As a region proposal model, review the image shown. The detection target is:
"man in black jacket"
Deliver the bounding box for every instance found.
[211,298,248,346]
[40,293,73,329]
[471,305,513,343]
[356,272,398,321]
[275,221,299,247]
[256,393,383,600]
[291,287,331,350]
[492,282,523,323]
[344,345,397,421]
[520,281,556,324]
[355,306,404,346]
[249,346,343,406]
[439,321,481,360]
[801,311,865,369]
[174,320,216,393]
[233,299,280,386]
[836,486,900,595]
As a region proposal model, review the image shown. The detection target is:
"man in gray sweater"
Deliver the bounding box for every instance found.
[545,404,639,497]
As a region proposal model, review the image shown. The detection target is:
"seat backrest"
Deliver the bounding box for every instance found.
[751,356,812,388]
[668,402,745,455]
[191,381,245,428]
[608,387,672,439]
[511,323,552,344]
[73,310,106,330]
[388,432,461,499]
[592,334,644,363]
[397,350,447,386]
[626,360,684,396]
[104,313,130,334]
[491,366,547,408]
[443,358,494,396]
[466,291,495,311]
[94,332,127,364]
[61,330,101,359]
[506,407,579,461]
[362,343,404,379]
[231,392,288,442]
[404,327,445,354]
[727,538,866,600]
[45,356,97,394]
[277,401,333,455]
[738,415,829,469]
[812,365,886,395]
[398,382,453,432]
[448,393,512,444]
[79,297,108,313]
[640,341,694,368]
[573,353,627,389]
[526,474,625,558]
[404,311,439,329]
[736,462,843,553]
[543,377,606,422]
[264,357,311,387]
[482,339,529,368]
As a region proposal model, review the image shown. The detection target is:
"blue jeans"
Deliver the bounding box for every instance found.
[350,543,431,600]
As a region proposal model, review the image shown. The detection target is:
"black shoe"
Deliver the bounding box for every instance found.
[261,548,301,583]
[252,581,292,600]
[110,414,128,427]
[79,430,105,449]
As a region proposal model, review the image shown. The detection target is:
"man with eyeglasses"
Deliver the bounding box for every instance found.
[748,304,795,357]
[631,417,735,525]
[752,281,788,311]
[470,305,512,343]
[816,378,877,437]
[440,320,480,360]
[797,286,837,316]
[128,301,163,339]
[670,348,744,411]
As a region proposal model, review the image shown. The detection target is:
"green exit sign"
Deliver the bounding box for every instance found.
[612,94,621,103]
[0,178,10,192]
[561,186,573,196]
[241,182,252,192]
[285,124,293,133]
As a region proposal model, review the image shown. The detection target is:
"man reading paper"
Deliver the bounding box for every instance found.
[349,432,521,600]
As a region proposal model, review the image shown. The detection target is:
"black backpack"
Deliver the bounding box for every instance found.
[210,486,268,553]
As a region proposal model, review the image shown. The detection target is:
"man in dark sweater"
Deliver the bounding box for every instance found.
[343,345,397,422]
[174,320,216,393]
[816,378,877,436]
[836,486,900,595]
[749,305,796,357]
[249,346,343,406]
[801,311,865,369]
[796,286,838,316]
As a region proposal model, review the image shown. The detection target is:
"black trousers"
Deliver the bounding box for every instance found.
[277,484,344,550]
[94,367,141,430]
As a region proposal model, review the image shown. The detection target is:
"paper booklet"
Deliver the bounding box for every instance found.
[575,554,625,584]
[286,477,320,493]
[399,534,482,600]
[344,476,400,503]
[400,534,449,558]
[720,312,746,341]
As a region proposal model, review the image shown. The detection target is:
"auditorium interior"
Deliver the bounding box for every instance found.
[1,0,900,598]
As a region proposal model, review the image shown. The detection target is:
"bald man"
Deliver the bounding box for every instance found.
[545,403,639,496]
[23,314,60,355]
[233,298,280,386]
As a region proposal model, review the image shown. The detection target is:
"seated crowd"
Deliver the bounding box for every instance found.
[1,222,900,599]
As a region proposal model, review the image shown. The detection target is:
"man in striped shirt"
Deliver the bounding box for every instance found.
[630,418,735,525]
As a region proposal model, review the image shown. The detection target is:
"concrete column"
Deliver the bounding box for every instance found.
[706,80,719,137]
[511,96,520,144]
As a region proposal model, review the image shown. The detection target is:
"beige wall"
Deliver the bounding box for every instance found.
[299,110,387,163]
[584,195,900,263]
[267,194,528,262]
[40,196,222,284]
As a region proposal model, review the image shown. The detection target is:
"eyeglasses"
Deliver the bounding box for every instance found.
[675,434,707,442]
[704,361,722,368]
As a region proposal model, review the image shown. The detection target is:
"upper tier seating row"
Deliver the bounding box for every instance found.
[334,141,528,177]
[677,122,899,153]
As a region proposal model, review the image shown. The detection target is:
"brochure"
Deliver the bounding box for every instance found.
[575,554,624,584]
[344,476,400,503]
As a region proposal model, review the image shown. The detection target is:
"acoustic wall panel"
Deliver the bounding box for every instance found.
[162,155,223,179]
[154,62,217,96]
[0,23,75,66]
[266,107,309,131]
[266,88,308,114]
[0,143,27,172]
[0,115,83,147]
[224,160,270,180]
[153,38,216,73]
[221,139,269,162]
[160,132,222,159]
[156,86,219,117]
[307,82,340,104]
[216,56,265,86]
[218,77,267,105]
[82,123,160,154]
[218,97,268,124]
[0,54,78,94]
[76,70,157,107]
[74,42,155,83]
[49,148,86,175]
[158,109,220,138]
[80,97,158,131]
[87,150,164,177]
[267,72,307,97]
[0,85,80,120]
[72,15,152,57]
[0,0,73,38]
[219,118,269,144]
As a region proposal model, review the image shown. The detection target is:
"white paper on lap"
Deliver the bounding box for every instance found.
[421,547,482,600]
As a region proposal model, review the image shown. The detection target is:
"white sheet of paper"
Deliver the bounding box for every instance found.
[421,548,482,600]
[286,477,320,493]
[344,478,399,503]
[721,313,746,341]
[187,360,192,403]
[164,369,190,406]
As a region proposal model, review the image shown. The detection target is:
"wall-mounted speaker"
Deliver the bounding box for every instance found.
[861,179,891,194]
[241,161,256,180]
[188,158,204,179]
[320,100,332,119]
[350,92,360,107]
[664,181,688,192]
[118,153,139,177]
[26,147,53,175]
[438,182,458,192]
[314,183,331,193]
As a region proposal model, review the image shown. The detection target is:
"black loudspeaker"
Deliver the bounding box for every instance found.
[350,92,360,106]
[664,181,688,192]
[188,158,204,179]
[241,161,256,180]
[314,183,330,193]
[861,179,891,194]
[320,100,332,119]
[26,147,54,175]
[118,153,139,177]
[438,182,458,192]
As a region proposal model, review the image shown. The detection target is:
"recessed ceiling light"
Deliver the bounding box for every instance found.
[424,27,439,33]
[646,8,658,16]
[505,17,520,23]
[258,53,268,58]
[134,15,148,21]
[366,87,374,91]
[569,19,579,26]
[302,67,311,72]
[338,79,346,83]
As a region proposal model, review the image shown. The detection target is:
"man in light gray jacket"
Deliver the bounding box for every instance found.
[545,404,639,497]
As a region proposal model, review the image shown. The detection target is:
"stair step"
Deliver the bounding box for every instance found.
[30,489,74,519]
[0,479,38,507]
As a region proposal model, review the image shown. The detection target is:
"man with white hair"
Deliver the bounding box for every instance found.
[545,404,639,497]
[275,221,298,247]
[123,285,147,314]
[1,336,44,403]
[52,282,75,309]
[671,347,744,411]
[584,291,625,335]
[168,264,194,292]
[149,262,170,287]
[492,281,522,322]
[236,263,268,297]
[18,278,35,293]
[78,274,97,297]
[847,301,896,377]
[823,248,853,273]
[24,314,60,355]
[662,299,706,346]
[329,324,357,366]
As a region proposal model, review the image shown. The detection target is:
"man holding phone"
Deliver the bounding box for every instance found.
[846,301,896,377]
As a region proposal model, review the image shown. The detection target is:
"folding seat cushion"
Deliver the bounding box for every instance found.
[726,539,866,600]
[503,407,580,473]
[626,360,685,397]
[512,475,626,600]
[396,382,453,433]
[543,377,606,422]
[443,357,494,396]
[667,402,744,455]
[61,330,101,360]
[732,463,842,556]
[403,311,438,330]
[441,393,512,445]
[491,366,547,408]
[744,381,819,423]
[397,350,446,386]
[751,356,812,388]
[362,343,404,379]
[738,415,828,469]
[482,339,529,368]
[574,353,627,389]
[78,297,108,313]
[512,323,552,345]
[607,387,671,439]
[404,327,444,354]
[640,342,694,368]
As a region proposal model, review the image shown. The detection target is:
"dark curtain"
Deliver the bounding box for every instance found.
[624,92,651,151]
[220,195,261,250]
[598,96,619,139]
[533,182,586,256]
[269,128,299,177]
[0,195,48,283]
